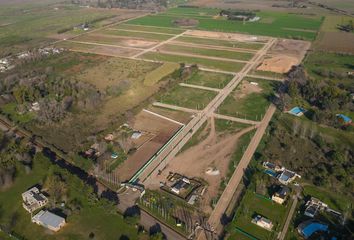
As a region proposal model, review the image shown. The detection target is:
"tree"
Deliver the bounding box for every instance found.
[150,232,164,240]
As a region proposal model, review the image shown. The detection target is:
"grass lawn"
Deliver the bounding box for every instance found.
[0,153,140,240]
[215,119,250,133]
[175,36,263,50]
[303,185,352,212]
[229,190,289,240]
[184,70,234,89]
[160,44,254,61]
[142,52,245,72]
[218,79,279,121]
[113,23,185,34]
[158,85,217,110]
[100,29,172,41]
[1,103,35,125]
[127,8,323,40]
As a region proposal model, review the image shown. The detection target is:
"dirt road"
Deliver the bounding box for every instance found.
[207,104,276,234]
[278,193,300,240]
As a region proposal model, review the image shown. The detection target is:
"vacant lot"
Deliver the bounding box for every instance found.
[184,70,234,89]
[158,44,254,61]
[99,29,172,41]
[112,23,185,34]
[218,78,279,121]
[158,85,217,110]
[174,36,263,50]
[142,52,245,72]
[127,7,323,40]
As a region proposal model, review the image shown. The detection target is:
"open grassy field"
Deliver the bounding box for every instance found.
[141,52,245,72]
[304,51,354,88]
[0,153,140,240]
[158,85,217,110]
[112,23,185,34]
[228,190,289,240]
[127,7,323,40]
[218,78,279,121]
[99,29,172,41]
[0,1,138,57]
[175,36,264,50]
[159,44,254,61]
[184,70,234,89]
[144,62,180,86]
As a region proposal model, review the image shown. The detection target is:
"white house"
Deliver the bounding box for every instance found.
[22,187,48,213]
[32,210,66,232]
[252,215,273,230]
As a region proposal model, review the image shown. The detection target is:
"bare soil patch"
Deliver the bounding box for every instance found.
[115,110,182,182]
[257,39,310,73]
[122,39,158,48]
[173,18,199,27]
[234,80,263,99]
[146,117,254,214]
[186,29,268,42]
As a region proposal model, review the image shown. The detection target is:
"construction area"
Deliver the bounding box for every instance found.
[51,19,310,239]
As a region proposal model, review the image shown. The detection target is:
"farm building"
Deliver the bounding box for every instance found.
[252,215,273,230]
[297,220,328,239]
[22,187,48,213]
[272,185,290,204]
[336,114,352,125]
[32,210,66,232]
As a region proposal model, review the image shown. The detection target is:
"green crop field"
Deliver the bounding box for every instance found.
[99,29,172,41]
[184,70,234,89]
[160,44,254,61]
[175,36,264,50]
[218,78,280,121]
[127,8,323,40]
[142,52,245,72]
[158,85,217,110]
[229,190,289,240]
[113,23,185,34]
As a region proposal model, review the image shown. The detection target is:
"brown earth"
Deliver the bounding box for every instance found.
[185,30,268,42]
[315,32,354,54]
[234,80,263,99]
[257,38,311,73]
[122,39,158,48]
[146,117,254,214]
[173,18,199,27]
[115,110,182,182]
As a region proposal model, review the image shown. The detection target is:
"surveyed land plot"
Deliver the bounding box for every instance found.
[99,29,173,41]
[158,85,217,110]
[184,71,234,89]
[112,23,185,35]
[217,78,280,121]
[141,52,245,72]
[158,44,254,61]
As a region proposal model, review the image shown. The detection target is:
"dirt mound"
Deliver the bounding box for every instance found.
[173,18,199,27]
[257,55,299,73]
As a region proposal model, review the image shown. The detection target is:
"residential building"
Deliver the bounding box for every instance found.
[22,187,48,213]
[252,215,273,230]
[304,197,328,218]
[272,185,290,204]
[32,210,66,232]
[278,169,300,185]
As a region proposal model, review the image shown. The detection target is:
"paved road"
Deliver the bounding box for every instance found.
[278,193,300,240]
[179,83,221,92]
[213,113,260,125]
[207,104,276,235]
